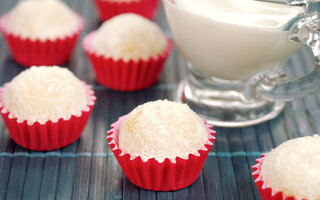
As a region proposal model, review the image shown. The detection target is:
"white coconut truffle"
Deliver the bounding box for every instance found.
[260,135,320,200]
[119,100,208,163]
[91,13,167,62]
[7,0,78,41]
[3,66,88,125]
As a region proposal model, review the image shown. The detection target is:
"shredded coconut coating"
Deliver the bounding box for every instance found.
[119,100,208,163]
[3,66,87,125]
[91,14,167,62]
[7,0,78,41]
[261,135,320,200]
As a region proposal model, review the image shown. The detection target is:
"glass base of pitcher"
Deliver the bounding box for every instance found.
[177,78,285,127]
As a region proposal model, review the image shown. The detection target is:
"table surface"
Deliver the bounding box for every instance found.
[0,0,319,200]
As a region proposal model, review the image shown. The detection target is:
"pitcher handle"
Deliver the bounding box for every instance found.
[246,4,320,102]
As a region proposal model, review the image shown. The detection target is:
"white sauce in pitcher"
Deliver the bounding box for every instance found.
[164,0,305,80]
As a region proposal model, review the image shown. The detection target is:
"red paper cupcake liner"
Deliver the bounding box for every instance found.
[82,31,172,92]
[94,0,159,21]
[252,153,297,200]
[107,115,216,191]
[0,82,96,151]
[0,13,84,67]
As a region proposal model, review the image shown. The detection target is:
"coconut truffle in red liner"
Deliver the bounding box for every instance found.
[252,135,320,200]
[82,13,172,92]
[107,100,216,191]
[0,66,96,151]
[94,0,159,21]
[0,0,84,66]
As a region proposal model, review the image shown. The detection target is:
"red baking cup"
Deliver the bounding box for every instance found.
[0,82,96,151]
[0,13,84,67]
[82,31,172,92]
[107,115,216,191]
[93,0,159,21]
[252,153,297,200]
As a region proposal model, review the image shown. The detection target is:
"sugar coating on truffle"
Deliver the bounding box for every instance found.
[261,135,320,200]
[3,66,87,125]
[91,14,167,62]
[118,100,208,163]
[7,0,78,41]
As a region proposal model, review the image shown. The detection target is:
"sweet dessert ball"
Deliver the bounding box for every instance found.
[119,100,208,162]
[0,66,96,150]
[94,0,159,21]
[91,14,167,62]
[3,67,87,125]
[107,100,216,191]
[0,0,84,66]
[252,135,320,200]
[83,14,172,91]
[6,0,78,41]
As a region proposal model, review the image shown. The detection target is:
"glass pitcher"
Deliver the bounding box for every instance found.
[163,0,320,127]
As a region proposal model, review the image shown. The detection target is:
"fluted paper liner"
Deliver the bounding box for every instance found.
[94,0,159,21]
[107,115,216,191]
[252,152,298,200]
[0,13,84,66]
[0,82,96,151]
[82,31,172,92]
